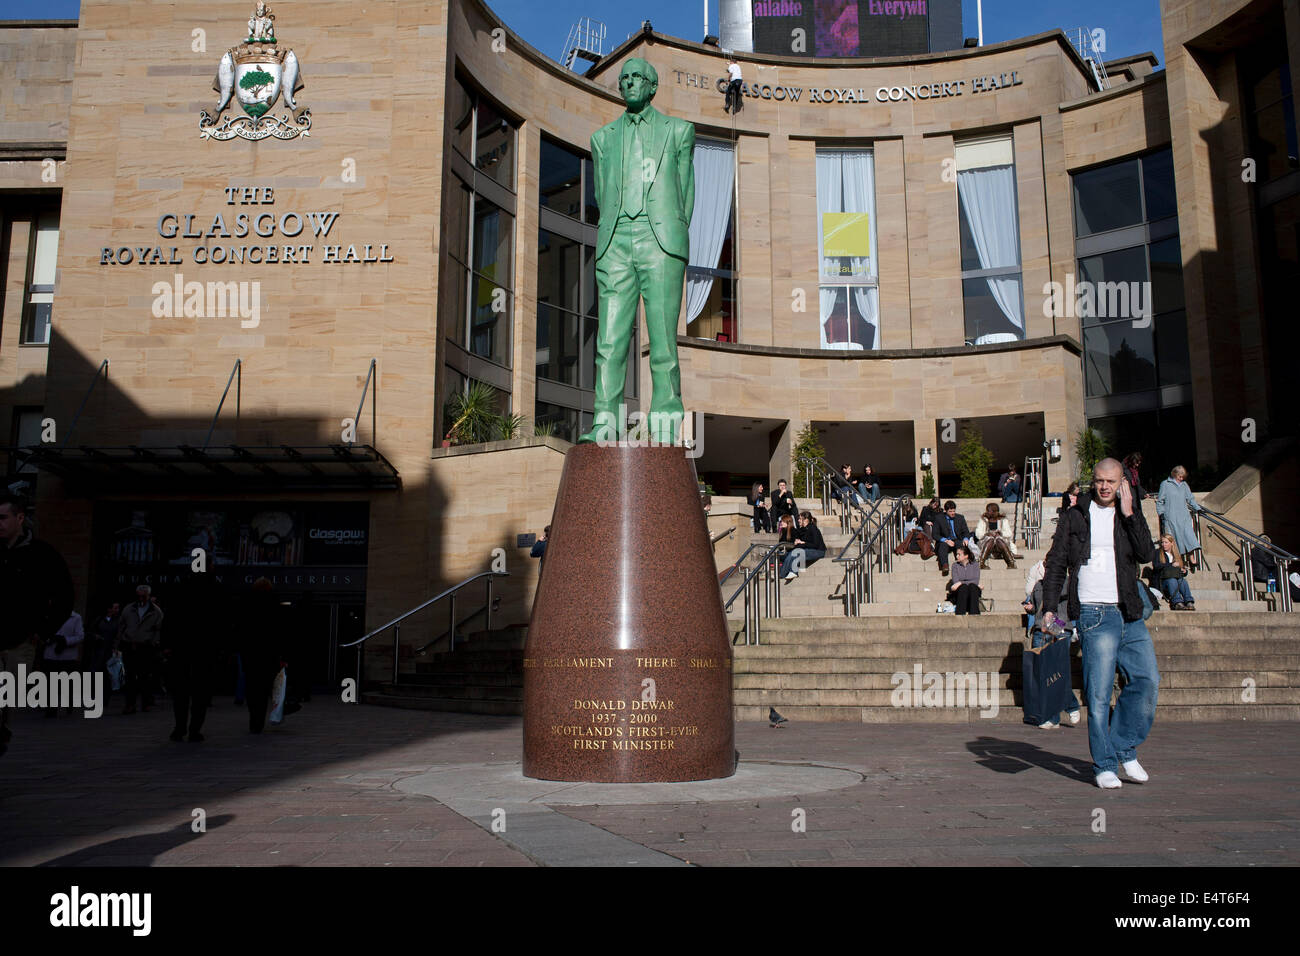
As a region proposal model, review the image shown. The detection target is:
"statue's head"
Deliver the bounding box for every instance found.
[618,58,658,113]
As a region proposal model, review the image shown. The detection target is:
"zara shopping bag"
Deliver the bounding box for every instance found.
[1021,634,1073,726]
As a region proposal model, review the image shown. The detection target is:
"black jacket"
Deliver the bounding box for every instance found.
[1042,499,1154,623]
[798,524,826,552]
[771,490,797,520]
[934,513,970,544]
[0,528,74,650]
[918,505,941,532]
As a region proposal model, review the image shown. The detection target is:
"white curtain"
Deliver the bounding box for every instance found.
[817,150,879,350]
[956,164,1023,334]
[686,140,736,325]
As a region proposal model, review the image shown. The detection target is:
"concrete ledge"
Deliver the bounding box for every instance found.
[430,435,571,460]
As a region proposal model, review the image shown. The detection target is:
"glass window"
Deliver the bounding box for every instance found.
[687,138,739,342]
[1077,245,1149,323]
[816,148,878,349]
[1244,55,1298,185]
[960,276,1023,343]
[1141,150,1177,222]
[22,211,59,346]
[1072,159,1142,237]
[535,304,580,387]
[449,80,474,161]
[446,262,469,347]
[1083,323,1157,397]
[10,407,43,474]
[1072,149,1188,417]
[540,138,584,220]
[583,157,598,226]
[446,181,471,271]
[470,276,510,366]
[472,201,512,284]
[537,230,581,314]
[1155,310,1191,388]
[535,401,581,444]
[956,136,1024,343]
[819,286,879,349]
[475,99,514,189]
[1148,237,1184,316]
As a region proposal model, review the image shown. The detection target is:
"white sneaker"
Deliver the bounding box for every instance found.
[783,572,797,581]
[1096,771,1122,789]
[1122,759,1149,783]
[1067,710,1081,726]
[1037,719,1058,729]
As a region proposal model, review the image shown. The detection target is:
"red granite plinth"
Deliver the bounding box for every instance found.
[522,443,735,782]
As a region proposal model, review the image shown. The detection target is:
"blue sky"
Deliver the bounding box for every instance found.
[0,0,1165,64]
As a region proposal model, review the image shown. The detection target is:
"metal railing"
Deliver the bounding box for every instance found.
[721,542,785,645]
[340,570,509,688]
[795,456,877,531]
[834,495,908,615]
[1192,508,1296,612]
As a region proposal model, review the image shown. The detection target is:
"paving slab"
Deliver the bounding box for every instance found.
[0,696,1296,866]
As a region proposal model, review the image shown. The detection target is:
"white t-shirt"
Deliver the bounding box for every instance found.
[1077,500,1119,604]
[728,63,743,82]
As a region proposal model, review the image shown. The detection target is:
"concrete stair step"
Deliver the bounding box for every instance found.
[734,653,1300,671]
[734,703,1300,722]
[733,686,1300,708]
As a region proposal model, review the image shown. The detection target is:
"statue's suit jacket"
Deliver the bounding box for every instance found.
[591,104,695,262]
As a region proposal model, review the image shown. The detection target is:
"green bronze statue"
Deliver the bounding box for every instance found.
[578,58,695,445]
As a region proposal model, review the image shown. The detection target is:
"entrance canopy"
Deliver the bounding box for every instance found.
[8,444,401,493]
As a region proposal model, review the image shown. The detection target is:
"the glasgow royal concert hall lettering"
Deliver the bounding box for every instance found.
[673,69,1024,104]
[99,186,394,267]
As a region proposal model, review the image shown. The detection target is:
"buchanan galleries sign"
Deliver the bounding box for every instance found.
[673,68,1024,104]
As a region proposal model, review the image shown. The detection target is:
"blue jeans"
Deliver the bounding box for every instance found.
[1077,604,1160,776]
[781,548,825,577]
[856,482,881,503]
[1160,576,1193,605]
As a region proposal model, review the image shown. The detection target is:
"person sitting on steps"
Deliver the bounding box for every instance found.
[780,511,826,582]
[975,502,1019,569]
[1154,533,1196,610]
[934,501,972,576]
[947,545,982,614]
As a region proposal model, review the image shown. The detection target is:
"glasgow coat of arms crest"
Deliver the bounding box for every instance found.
[200,3,311,141]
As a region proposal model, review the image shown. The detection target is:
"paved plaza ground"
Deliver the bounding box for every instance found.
[1,698,1297,867]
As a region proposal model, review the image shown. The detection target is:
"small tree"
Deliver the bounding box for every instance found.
[791,423,826,498]
[919,469,936,499]
[954,426,994,499]
[1075,426,1110,483]
[444,380,503,446]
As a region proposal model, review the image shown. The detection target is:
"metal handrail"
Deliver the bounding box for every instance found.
[1192,507,1296,612]
[203,358,241,450]
[719,541,768,587]
[59,359,109,449]
[795,456,877,530]
[832,494,908,615]
[341,570,508,688]
[833,495,891,563]
[722,541,785,645]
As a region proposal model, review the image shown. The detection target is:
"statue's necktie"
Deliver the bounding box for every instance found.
[625,116,646,217]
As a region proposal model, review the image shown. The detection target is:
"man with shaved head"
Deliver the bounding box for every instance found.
[1041,457,1158,789]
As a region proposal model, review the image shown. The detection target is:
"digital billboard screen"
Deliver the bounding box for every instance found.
[750,1,931,58]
